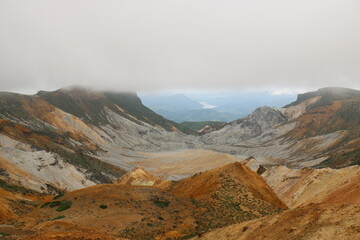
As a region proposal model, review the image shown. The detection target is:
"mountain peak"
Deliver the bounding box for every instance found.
[168,161,287,209]
[35,86,197,134]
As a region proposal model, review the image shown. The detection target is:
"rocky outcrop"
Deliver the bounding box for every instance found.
[201,106,287,145]
[201,88,360,169]
[116,166,167,187]
[0,134,96,193]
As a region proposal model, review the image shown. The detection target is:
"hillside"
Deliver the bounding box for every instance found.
[262,165,360,208]
[0,150,358,239]
[0,87,204,193]
[283,88,360,168]
[165,162,286,234]
[23,184,197,240]
[38,88,197,135]
[202,106,288,144]
[190,154,360,240]
[284,87,360,108]
[0,162,287,240]
[194,203,360,240]
[202,87,360,169]
[168,162,286,209]
[3,159,358,240]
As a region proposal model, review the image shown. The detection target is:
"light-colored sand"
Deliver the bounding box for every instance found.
[134,149,240,180]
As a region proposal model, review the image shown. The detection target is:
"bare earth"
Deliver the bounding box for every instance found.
[134,149,240,180]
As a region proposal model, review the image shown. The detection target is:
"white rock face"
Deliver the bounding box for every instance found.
[279,96,321,120]
[47,107,106,144]
[0,134,95,193]
[205,130,346,168]
[90,108,204,170]
[201,106,288,145]
[102,108,203,150]
[0,134,33,151]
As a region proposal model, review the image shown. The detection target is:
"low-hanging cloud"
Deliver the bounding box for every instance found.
[0,0,359,93]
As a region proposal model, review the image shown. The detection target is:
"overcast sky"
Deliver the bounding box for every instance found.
[0,0,359,94]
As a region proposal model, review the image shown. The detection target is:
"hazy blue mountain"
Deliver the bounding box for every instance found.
[186,91,297,116]
[140,93,240,122]
[139,91,297,122]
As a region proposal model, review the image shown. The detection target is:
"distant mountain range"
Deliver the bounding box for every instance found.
[0,86,359,194]
[139,91,296,122]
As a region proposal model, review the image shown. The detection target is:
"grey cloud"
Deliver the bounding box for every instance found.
[0,0,359,93]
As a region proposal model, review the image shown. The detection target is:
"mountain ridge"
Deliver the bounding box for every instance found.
[202,87,360,169]
[1,86,359,195]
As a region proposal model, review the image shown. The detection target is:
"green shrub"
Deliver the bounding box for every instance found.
[191,199,198,205]
[41,200,73,212]
[99,204,108,209]
[0,232,10,236]
[52,215,65,220]
[152,200,170,208]
[225,196,234,201]
[0,179,37,194]
[53,193,64,200]
[50,201,62,208]
[17,199,39,207]
[56,200,72,212]
[41,201,56,208]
